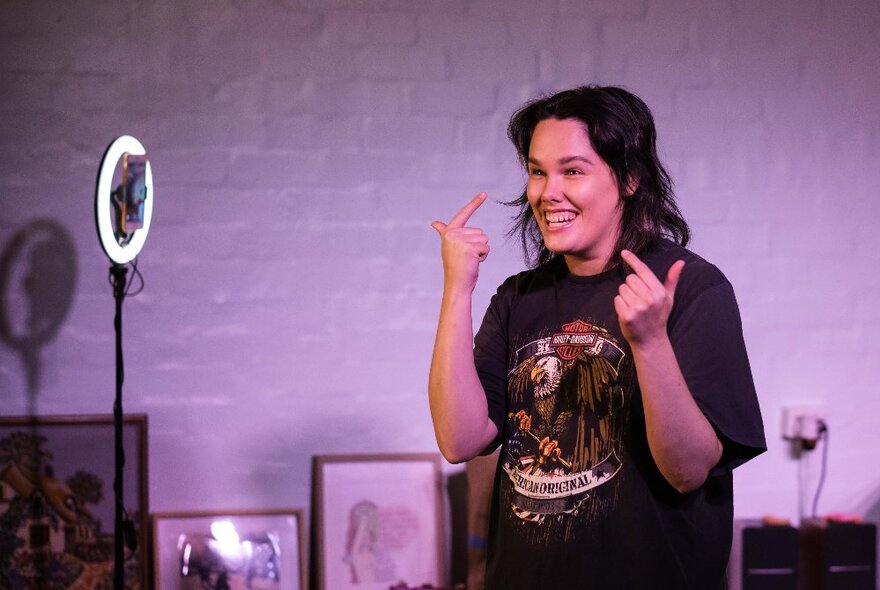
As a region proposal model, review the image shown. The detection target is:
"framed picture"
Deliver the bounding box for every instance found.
[0,414,149,589]
[152,509,306,590]
[312,453,445,590]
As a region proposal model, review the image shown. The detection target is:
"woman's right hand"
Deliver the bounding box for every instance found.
[431,192,490,293]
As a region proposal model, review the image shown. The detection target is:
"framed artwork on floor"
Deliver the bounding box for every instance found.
[312,453,445,590]
[152,509,306,590]
[0,414,149,589]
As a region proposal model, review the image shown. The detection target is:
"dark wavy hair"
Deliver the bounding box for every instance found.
[506,85,690,269]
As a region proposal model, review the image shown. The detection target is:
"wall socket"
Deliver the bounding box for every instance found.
[781,405,828,441]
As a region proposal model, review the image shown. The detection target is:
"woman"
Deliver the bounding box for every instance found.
[429,86,766,588]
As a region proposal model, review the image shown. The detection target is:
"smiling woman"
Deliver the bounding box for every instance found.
[428,85,766,589]
[525,117,625,276]
[506,86,690,272]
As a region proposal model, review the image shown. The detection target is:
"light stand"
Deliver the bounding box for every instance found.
[111,262,127,590]
[95,135,153,590]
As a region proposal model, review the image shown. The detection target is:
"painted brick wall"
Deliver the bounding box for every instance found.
[2,0,879,571]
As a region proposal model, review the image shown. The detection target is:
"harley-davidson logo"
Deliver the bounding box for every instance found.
[550,320,599,360]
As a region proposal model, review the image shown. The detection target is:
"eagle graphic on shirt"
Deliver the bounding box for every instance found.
[502,319,629,528]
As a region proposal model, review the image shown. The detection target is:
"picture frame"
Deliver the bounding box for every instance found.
[312,453,445,590]
[152,509,306,590]
[0,414,149,589]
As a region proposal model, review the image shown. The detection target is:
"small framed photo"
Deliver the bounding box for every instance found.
[152,509,306,590]
[0,414,149,589]
[312,453,445,590]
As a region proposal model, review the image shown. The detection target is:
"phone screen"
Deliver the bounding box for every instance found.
[121,153,148,233]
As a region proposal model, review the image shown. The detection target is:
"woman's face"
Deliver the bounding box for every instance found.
[526,117,625,276]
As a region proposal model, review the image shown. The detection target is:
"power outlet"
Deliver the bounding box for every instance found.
[781,405,827,440]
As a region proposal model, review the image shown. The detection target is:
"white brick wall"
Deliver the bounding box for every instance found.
[2,0,880,570]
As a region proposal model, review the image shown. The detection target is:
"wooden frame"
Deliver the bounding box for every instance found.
[152,509,306,590]
[0,414,149,589]
[312,453,445,590]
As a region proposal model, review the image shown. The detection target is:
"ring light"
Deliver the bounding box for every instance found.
[95,135,153,264]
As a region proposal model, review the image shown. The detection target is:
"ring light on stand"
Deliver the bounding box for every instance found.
[94,135,153,590]
[95,135,153,265]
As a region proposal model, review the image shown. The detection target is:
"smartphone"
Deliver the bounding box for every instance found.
[121,153,148,233]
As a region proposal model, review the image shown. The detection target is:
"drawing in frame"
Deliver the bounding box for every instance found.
[0,413,149,589]
[152,508,306,590]
[312,453,445,590]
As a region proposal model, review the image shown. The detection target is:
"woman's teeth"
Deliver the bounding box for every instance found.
[546,212,576,225]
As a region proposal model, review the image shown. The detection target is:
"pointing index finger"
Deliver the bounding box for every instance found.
[620,249,662,287]
[446,192,488,229]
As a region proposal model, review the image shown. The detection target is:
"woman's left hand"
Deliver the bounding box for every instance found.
[614,249,685,347]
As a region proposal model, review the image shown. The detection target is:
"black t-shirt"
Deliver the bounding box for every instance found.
[473,239,767,589]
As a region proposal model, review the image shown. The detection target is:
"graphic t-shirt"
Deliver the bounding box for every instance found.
[474,240,766,589]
